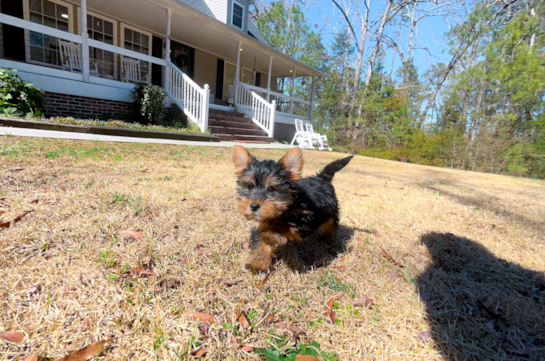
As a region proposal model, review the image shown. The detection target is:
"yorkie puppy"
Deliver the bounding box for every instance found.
[233,146,353,272]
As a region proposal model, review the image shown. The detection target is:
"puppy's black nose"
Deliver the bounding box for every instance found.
[250,203,260,212]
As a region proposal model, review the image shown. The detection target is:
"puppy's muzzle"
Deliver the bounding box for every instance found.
[250,203,260,212]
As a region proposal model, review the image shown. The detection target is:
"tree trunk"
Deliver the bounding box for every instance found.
[348,0,371,123]
[364,0,392,88]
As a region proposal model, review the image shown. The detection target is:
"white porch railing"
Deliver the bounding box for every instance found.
[243,83,311,119]
[165,61,210,133]
[235,80,276,137]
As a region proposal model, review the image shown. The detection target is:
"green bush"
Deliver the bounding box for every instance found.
[0,68,43,117]
[130,84,167,125]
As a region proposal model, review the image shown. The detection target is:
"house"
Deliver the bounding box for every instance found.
[0,0,322,142]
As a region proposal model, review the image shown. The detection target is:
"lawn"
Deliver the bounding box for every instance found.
[1,137,544,360]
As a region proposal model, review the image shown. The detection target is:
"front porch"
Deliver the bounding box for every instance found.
[0,0,321,142]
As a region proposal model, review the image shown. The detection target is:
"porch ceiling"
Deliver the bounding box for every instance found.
[83,0,321,78]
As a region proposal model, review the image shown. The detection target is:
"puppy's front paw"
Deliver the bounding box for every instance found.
[245,249,272,273]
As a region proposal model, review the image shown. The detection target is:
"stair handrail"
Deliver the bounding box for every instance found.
[234,80,276,137]
[165,61,210,133]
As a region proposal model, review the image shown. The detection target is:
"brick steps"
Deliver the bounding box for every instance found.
[214,133,274,142]
[208,108,273,143]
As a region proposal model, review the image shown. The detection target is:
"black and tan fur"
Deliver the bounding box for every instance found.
[233,146,353,272]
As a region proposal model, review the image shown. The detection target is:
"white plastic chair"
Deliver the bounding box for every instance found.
[305,123,332,151]
[121,57,150,83]
[290,119,315,149]
[58,39,98,76]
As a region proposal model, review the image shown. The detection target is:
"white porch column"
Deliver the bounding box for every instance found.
[289,68,296,114]
[164,8,172,90]
[80,0,90,82]
[266,55,273,102]
[308,76,316,122]
[234,41,242,104]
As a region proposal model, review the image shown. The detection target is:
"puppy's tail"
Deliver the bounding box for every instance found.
[317,155,354,183]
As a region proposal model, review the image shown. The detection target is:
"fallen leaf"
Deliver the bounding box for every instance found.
[27,285,38,294]
[54,339,112,361]
[198,322,209,336]
[0,210,34,228]
[351,296,374,308]
[191,347,206,357]
[162,234,175,242]
[324,298,336,323]
[241,345,253,352]
[31,197,55,204]
[354,193,369,197]
[242,242,249,249]
[0,331,24,343]
[230,336,241,344]
[185,312,214,323]
[289,323,305,334]
[475,221,484,228]
[237,310,251,329]
[295,355,319,361]
[157,278,182,291]
[330,265,345,269]
[273,322,288,329]
[119,266,153,279]
[80,274,91,286]
[8,168,24,172]
[119,230,144,239]
[256,263,276,289]
[215,278,241,286]
[417,331,433,342]
[23,355,38,361]
[377,245,404,268]
[198,250,211,255]
[387,271,402,279]
[265,314,274,324]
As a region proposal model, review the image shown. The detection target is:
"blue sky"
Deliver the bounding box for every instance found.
[302,0,468,79]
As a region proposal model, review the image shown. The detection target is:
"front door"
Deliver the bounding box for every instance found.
[170,41,194,78]
[223,61,236,100]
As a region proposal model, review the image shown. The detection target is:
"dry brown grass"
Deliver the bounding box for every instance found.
[1,137,544,360]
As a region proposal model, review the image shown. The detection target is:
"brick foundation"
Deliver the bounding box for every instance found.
[42,92,131,120]
[273,122,296,143]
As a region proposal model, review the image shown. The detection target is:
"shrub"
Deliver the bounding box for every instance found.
[0,68,43,116]
[130,84,167,125]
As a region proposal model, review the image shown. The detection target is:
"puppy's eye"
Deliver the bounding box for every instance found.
[267,186,275,194]
[247,184,254,190]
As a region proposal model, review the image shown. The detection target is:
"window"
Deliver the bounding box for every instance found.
[25,0,73,66]
[241,66,254,85]
[78,10,117,79]
[232,2,244,29]
[121,24,152,81]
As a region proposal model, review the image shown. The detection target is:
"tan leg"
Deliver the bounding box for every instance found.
[317,218,337,243]
[245,242,274,272]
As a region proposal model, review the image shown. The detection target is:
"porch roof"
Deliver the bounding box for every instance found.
[83,0,323,78]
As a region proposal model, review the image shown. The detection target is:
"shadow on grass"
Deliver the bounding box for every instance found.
[417,232,545,360]
[275,226,374,273]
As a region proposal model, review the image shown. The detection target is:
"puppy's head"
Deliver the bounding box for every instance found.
[233,146,303,222]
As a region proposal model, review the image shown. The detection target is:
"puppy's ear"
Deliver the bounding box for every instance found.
[279,147,303,181]
[233,145,253,176]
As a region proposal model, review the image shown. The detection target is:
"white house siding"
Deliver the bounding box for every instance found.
[0,2,4,58]
[203,0,227,22]
[194,49,217,98]
[178,0,216,19]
